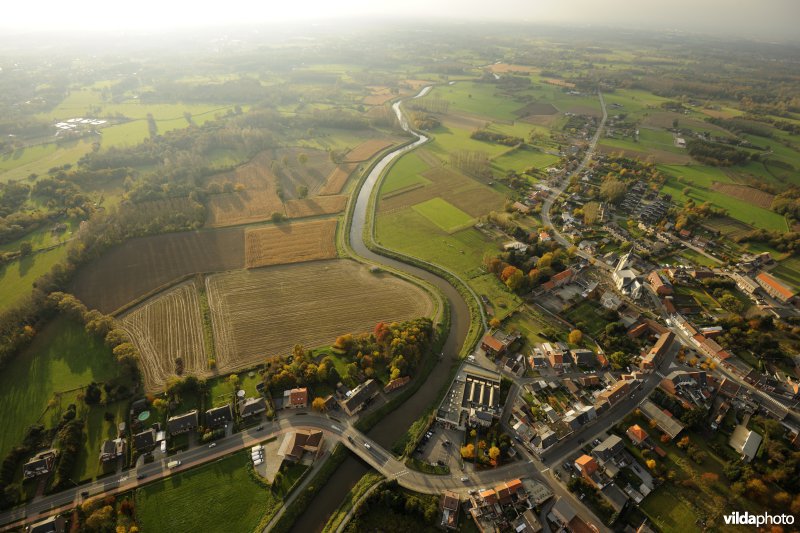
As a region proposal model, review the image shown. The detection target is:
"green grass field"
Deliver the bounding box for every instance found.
[376,209,495,278]
[0,317,120,460]
[411,198,474,232]
[0,219,77,254]
[0,139,96,183]
[98,121,150,149]
[380,152,431,195]
[659,164,788,232]
[491,147,559,173]
[427,124,510,159]
[0,244,70,312]
[135,452,283,533]
[74,400,129,482]
[427,82,521,121]
[771,256,800,287]
[469,274,522,320]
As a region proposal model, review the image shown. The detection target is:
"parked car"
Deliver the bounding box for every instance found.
[208,442,217,448]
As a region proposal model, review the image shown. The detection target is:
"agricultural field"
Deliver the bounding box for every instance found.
[284,195,347,219]
[771,256,800,288]
[379,152,432,195]
[0,317,119,460]
[70,227,245,314]
[0,139,96,183]
[206,260,434,371]
[411,198,475,233]
[710,182,775,209]
[135,452,288,533]
[0,244,70,312]
[344,139,397,162]
[319,163,357,195]
[379,167,505,218]
[120,282,209,392]
[244,219,338,268]
[424,82,524,122]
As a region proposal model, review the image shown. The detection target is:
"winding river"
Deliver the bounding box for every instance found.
[289,87,473,532]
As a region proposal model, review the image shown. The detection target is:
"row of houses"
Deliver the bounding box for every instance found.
[528,341,597,371]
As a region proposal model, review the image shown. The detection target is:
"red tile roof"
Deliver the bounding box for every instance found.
[757,272,797,300]
[627,424,649,443]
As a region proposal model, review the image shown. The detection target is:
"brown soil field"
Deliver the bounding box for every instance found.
[244,219,338,268]
[319,163,357,195]
[206,260,434,369]
[597,143,692,164]
[120,282,208,392]
[562,104,603,118]
[284,195,348,218]
[487,63,539,74]
[363,86,396,106]
[344,139,397,162]
[542,78,576,88]
[514,102,559,117]
[711,182,775,209]
[520,114,561,128]
[378,166,505,217]
[205,148,338,227]
[442,114,488,132]
[70,227,245,314]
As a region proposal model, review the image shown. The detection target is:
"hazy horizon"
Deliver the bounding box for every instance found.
[2,0,798,43]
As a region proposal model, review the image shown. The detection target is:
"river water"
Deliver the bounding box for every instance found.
[288,86,472,533]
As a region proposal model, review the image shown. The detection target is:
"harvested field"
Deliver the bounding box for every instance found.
[363,87,395,106]
[441,114,487,132]
[284,195,347,218]
[319,163,357,195]
[206,189,284,227]
[703,217,754,239]
[378,166,505,218]
[120,282,208,392]
[514,102,559,117]
[271,147,336,197]
[71,228,245,314]
[244,219,337,268]
[344,139,397,162]
[542,78,576,88]
[711,182,775,209]
[206,260,434,369]
[486,63,538,74]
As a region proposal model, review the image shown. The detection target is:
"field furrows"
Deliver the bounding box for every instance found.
[284,195,347,218]
[206,260,434,371]
[244,219,338,268]
[344,139,396,162]
[121,283,208,392]
[319,164,357,195]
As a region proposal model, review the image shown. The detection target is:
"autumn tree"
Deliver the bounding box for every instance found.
[489,446,501,461]
[460,444,475,459]
[646,459,657,470]
[600,177,626,203]
[489,318,501,329]
[311,397,327,412]
[568,329,583,345]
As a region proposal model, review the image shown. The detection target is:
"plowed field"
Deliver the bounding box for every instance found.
[244,219,337,268]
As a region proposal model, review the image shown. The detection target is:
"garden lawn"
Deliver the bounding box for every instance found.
[135,452,282,533]
[468,274,521,320]
[74,400,129,482]
[0,316,120,460]
[411,198,475,233]
[0,244,70,312]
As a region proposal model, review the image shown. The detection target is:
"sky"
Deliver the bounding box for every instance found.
[2,0,798,41]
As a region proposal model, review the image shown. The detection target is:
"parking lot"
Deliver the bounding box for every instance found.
[413,422,464,471]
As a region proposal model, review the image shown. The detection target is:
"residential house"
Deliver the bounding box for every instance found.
[647,271,673,296]
[341,379,380,416]
[384,376,411,393]
[578,375,600,387]
[205,404,233,429]
[167,410,198,435]
[729,425,762,463]
[575,454,599,476]
[133,428,156,452]
[571,349,594,367]
[99,438,126,463]
[239,397,267,418]
[596,380,632,408]
[23,449,58,479]
[756,272,797,302]
[731,273,760,296]
[627,425,649,446]
[640,331,674,370]
[512,201,531,215]
[639,400,684,440]
[480,329,521,357]
[600,291,622,311]
[284,387,308,409]
[441,491,460,530]
[592,435,625,462]
[278,429,323,462]
[28,515,66,533]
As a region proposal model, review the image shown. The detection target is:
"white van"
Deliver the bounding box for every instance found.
[167,460,181,469]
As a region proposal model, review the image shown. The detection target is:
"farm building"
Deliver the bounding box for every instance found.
[436,363,503,430]
[756,271,797,302]
[639,400,684,440]
[205,404,233,429]
[167,410,199,435]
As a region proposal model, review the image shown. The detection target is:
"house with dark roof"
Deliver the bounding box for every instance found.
[28,515,66,533]
[278,429,323,461]
[592,435,624,462]
[99,438,126,463]
[239,397,267,418]
[205,404,233,429]
[441,490,460,530]
[167,410,198,435]
[341,379,380,416]
[23,449,58,479]
[571,349,594,367]
[133,428,156,452]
